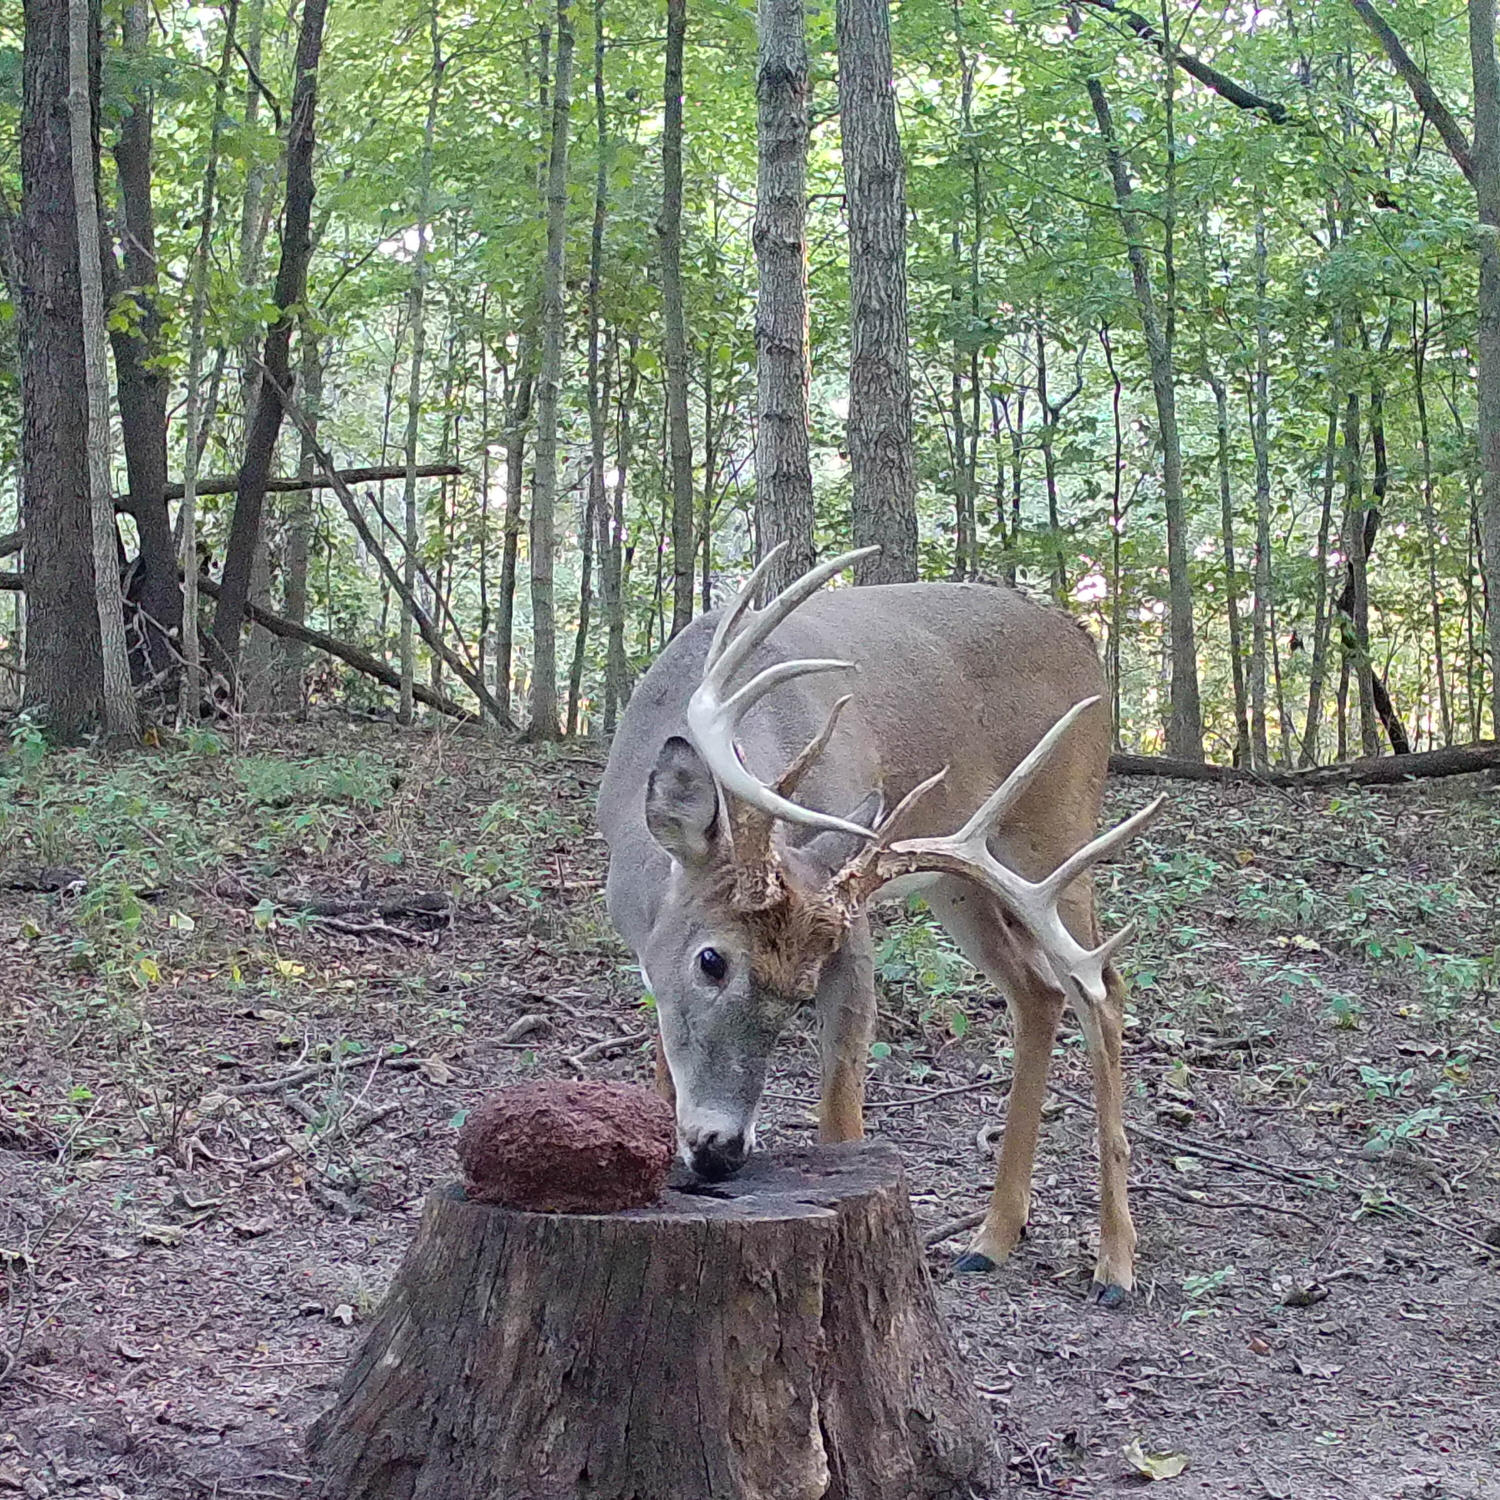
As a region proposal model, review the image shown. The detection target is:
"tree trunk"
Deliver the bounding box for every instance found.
[1249,204,1273,768]
[603,339,638,727]
[307,1144,992,1500]
[527,0,574,741]
[399,11,442,723]
[1101,325,1125,745]
[578,0,611,738]
[19,0,104,739]
[838,0,918,584]
[210,0,327,671]
[662,0,695,636]
[178,0,237,719]
[1413,297,1452,743]
[1085,74,1201,760]
[1301,376,1341,766]
[1339,390,1380,757]
[107,0,177,682]
[754,0,814,597]
[1206,370,1249,765]
[277,327,321,713]
[68,0,136,739]
[1470,0,1500,737]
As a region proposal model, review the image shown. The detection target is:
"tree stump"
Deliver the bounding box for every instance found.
[307,1142,993,1500]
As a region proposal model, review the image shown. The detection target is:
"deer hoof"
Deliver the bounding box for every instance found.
[952,1251,997,1274]
[1088,1280,1130,1310]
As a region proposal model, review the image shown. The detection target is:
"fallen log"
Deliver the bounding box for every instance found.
[1109,743,1500,788]
[307,1142,993,1500]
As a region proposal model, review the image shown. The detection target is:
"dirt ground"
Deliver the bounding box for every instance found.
[1,716,1497,1499]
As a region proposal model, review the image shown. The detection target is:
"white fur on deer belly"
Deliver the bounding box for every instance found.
[872,872,943,903]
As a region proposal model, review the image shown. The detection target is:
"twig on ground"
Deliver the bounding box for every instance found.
[866,1077,1007,1111]
[923,1209,987,1248]
[499,1013,551,1044]
[564,1029,653,1072]
[1130,1182,1325,1229]
[222,1052,387,1098]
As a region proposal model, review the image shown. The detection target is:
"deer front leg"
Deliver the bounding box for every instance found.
[815,918,875,1143]
[956,976,1065,1273]
[1077,965,1136,1306]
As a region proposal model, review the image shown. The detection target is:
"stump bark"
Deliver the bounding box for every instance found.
[307,1142,993,1500]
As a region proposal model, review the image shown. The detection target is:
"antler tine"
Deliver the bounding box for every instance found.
[705,545,880,691]
[704,543,788,673]
[834,766,950,906]
[848,699,1159,1007]
[1040,795,1167,905]
[775,695,852,799]
[725,658,858,718]
[949,696,1101,848]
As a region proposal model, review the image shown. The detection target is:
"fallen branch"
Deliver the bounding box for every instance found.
[196,575,472,720]
[1109,743,1500,788]
[222,1052,387,1098]
[564,1029,653,1072]
[257,365,511,726]
[140,463,462,506]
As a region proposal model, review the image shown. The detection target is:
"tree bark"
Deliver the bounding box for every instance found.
[277,326,322,713]
[178,0,237,719]
[19,0,104,739]
[211,0,327,669]
[68,0,136,739]
[1249,205,1273,767]
[1085,73,1202,759]
[527,0,574,741]
[662,0,695,635]
[838,0,918,584]
[754,0,815,597]
[307,1144,992,1500]
[107,0,177,681]
[399,10,442,724]
[1205,369,1249,765]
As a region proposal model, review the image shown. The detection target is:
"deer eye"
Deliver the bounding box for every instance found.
[697,947,728,982]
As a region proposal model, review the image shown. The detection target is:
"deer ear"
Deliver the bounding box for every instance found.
[796,789,884,876]
[645,736,722,867]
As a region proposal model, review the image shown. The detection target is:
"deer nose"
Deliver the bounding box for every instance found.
[684,1125,749,1182]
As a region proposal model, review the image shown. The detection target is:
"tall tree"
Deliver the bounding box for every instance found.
[527,0,575,740]
[399,6,443,723]
[662,0,695,634]
[68,0,135,738]
[1085,65,1203,760]
[18,0,110,738]
[837,0,918,583]
[754,0,815,596]
[178,0,237,719]
[107,0,177,680]
[211,0,328,671]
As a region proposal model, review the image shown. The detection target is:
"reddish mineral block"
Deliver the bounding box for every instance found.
[457,1079,676,1213]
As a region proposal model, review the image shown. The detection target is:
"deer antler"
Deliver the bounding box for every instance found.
[685,543,881,847]
[833,696,1165,1005]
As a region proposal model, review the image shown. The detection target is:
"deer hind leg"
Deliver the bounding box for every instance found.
[926,878,1065,1274]
[814,914,876,1143]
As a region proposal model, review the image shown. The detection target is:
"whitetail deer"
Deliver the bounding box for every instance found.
[597,547,1163,1304]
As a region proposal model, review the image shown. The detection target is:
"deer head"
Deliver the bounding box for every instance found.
[640,546,1163,1180]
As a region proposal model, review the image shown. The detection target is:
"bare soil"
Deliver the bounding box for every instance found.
[1,716,1497,1499]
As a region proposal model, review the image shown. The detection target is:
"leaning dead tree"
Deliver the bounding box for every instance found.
[308,1143,992,1499]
